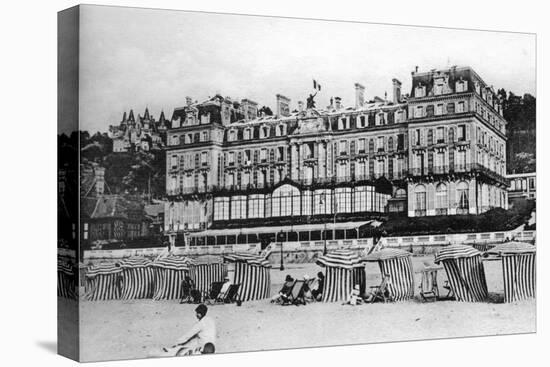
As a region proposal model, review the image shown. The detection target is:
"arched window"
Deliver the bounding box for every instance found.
[435,183,448,215]
[414,185,426,216]
[272,184,300,217]
[394,188,407,198]
[457,181,469,214]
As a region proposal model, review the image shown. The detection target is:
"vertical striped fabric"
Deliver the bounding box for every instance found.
[363,248,414,301]
[119,258,154,300]
[501,254,536,302]
[189,263,228,295]
[435,245,488,302]
[151,256,191,301]
[316,250,365,303]
[486,242,536,303]
[376,257,415,301]
[85,263,123,301]
[223,253,271,302]
[57,260,77,299]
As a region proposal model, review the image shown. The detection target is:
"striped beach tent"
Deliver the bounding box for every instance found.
[316,250,365,303]
[486,242,536,303]
[189,262,228,295]
[151,256,192,300]
[223,253,271,302]
[57,259,77,299]
[85,263,123,301]
[363,248,415,301]
[119,257,154,300]
[435,244,488,302]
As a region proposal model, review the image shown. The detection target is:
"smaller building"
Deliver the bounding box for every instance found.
[109,108,168,153]
[507,172,536,205]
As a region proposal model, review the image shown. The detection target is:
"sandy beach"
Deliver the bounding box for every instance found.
[75,256,536,362]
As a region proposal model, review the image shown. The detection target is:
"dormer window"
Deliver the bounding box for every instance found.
[433,76,448,95]
[376,113,385,126]
[338,117,350,130]
[200,113,210,125]
[358,115,366,128]
[171,135,179,146]
[415,85,426,98]
[456,79,468,93]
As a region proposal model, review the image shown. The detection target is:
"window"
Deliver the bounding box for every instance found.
[230,196,247,219]
[278,125,285,136]
[436,127,444,143]
[171,155,178,169]
[387,137,394,151]
[414,185,427,216]
[395,110,404,123]
[434,83,443,95]
[201,151,208,166]
[171,135,180,145]
[426,105,434,117]
[277,147,285,162]
[314,190,332,215]
[456,80,467,92]
[248,194,265,219]
[302,191,312,216]
[358,138,366,153]
[415,106,423,118]
[262,127,269,138]
[244,129,251,140]
[304,142,314,159]
[214,197,230,220]
[415,129,421,145]
[458,125,466,141]
[377,159,385,177]
[338,117,349,130]
[457,101,465,113]
[339,140,348,155]
[202,131,208,141]
[228,152,235,165]
[335,188,352,213]
[228,130,236,141]
[358,116,366,128]
[244,150,251,165]
[376,113,385,125]
[356,161,367,179]
[377,136,385,151]
[436,104,444,116]
[354,186,367,212]
[447,103,455,114]
[435,183,448,215]
[457,181,469,213]
[415,85,426,98]
[260,149,267,162]
[272,185,300,217]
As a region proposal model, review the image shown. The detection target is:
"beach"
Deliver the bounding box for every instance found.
[76,256,536,362]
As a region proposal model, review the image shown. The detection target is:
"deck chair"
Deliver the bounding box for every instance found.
[202,281,225,304]
[442,280,455,300]
[367,275,393,303]
[419,267,440,302]
[210,284,241,305]
[282,280,306,306]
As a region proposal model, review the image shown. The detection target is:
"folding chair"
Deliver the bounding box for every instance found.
[442,280,455,300]
[209,284,241,305]
[367,275,393,303]
[282,280,306,306]
[419,267,440,302]
[202,281,225,304]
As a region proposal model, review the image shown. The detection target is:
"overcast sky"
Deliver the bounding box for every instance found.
[74,5,536,134]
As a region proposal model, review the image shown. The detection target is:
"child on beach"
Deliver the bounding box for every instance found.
[149,304,216,357]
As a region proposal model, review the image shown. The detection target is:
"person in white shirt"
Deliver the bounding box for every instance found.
[151,304,216,357]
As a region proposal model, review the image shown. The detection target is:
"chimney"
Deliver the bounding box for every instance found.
[276,94,291,117]
[335,97,342,110]
[354,83,365,108]
[298,101,304,112]
[392,78,402,104]
[185,96,192,106]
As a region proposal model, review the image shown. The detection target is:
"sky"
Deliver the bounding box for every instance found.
[73,5,536,134]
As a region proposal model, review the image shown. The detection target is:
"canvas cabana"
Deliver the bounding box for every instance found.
[363,248,415,301]
[434,244,488,302]
[485,242,536,303]
[57,258,77,299]
[151,256,194,300]
[119,257,154,300]
[316,250,365,303]
[85,262,123,301]
[189,262,228,295]
[223,253,271,302]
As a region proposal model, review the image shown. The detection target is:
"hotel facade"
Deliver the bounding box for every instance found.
[163,66,509,247]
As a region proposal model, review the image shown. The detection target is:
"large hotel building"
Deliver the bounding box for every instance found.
[163,66,509,247]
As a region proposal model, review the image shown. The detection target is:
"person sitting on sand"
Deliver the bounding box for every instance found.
[342,284,363,306]
[311,272,325,301]
[270,275,295,303]
[155,304,216,357]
